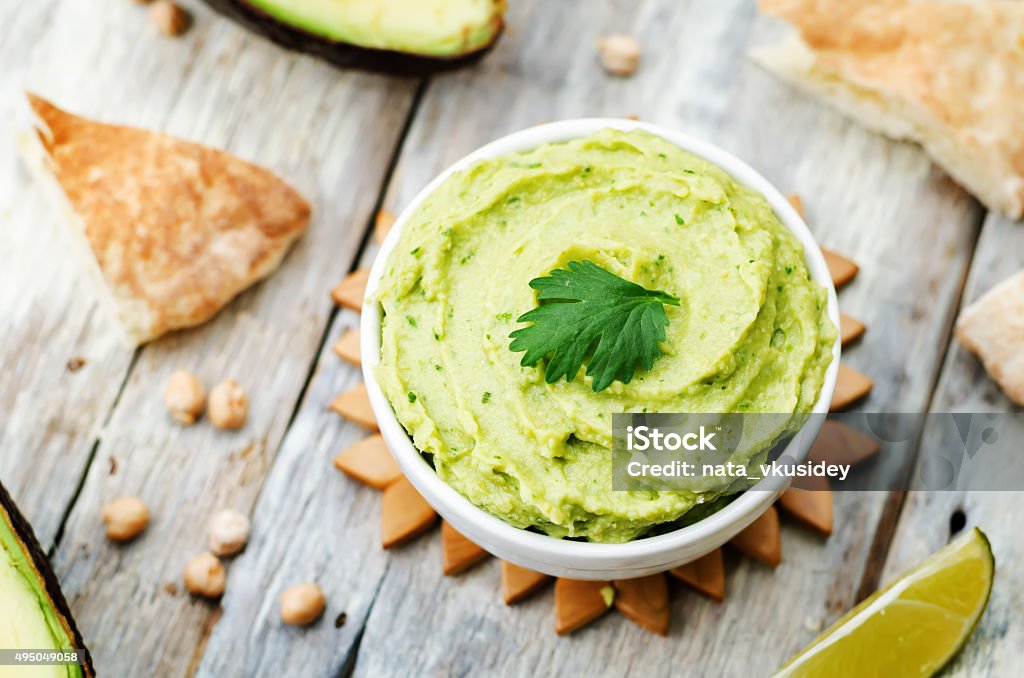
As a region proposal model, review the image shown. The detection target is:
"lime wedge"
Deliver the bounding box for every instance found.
[775,527,994,677]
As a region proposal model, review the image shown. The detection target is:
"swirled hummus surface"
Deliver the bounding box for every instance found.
[374,128,835,542]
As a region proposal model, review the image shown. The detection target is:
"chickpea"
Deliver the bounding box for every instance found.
[164,370,205,425]
[102,496,149,542]
[208,509,251,557]
[208,379,248,430]
[150,1,191,37]
[279,583,326,626]
[597,34,641,76]
[183,552,226,598]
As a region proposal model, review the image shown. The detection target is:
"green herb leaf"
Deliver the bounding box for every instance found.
[508,260,680,392]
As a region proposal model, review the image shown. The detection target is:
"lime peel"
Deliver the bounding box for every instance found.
[775,527,994,677]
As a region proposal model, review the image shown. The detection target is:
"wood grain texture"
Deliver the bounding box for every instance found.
[880,211,1024,677]
[193,309,388,677]
[354,0,983,675]
[193,217,392,674]
[21,2,418,675]
[1,0,1012,675]
[0,1,147,549]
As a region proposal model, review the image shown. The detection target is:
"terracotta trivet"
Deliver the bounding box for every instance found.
[809,420,880,467]
[729,505,781,567]
[778,476,833,536]
[334,434,403,490]
[331,268,371,311]
[830,364,874,411]
[374,210,397,244]
[441,521,490,575]
[613,573,670,636]
[786,193,859,289]
[554,578,613,635]
[326,193,877,634]
[332,329,361,366]
[839,312,865,346]
[330,382,378,430]
[669,548,725,603]
[822,248,859,289]
[501,561,552,605]
[381,477,437,549]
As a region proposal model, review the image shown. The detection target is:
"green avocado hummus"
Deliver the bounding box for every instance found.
[375,128,835,542]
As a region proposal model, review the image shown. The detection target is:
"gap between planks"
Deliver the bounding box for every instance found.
[348,1,987,672]
[47,348,141,557]
[277,76,432,440]
[185,77,433,674]
[36,14,426,673]
[852,200,989,601]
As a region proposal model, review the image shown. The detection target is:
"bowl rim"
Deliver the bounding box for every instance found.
[360,118,841,568]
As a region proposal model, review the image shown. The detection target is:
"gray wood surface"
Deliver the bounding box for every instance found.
[0,0,164,548]
[880,210,1024,677]
[4,1,417,675]
[0,0,1017,676]
[194,273,387,677]
[355,1,983,676]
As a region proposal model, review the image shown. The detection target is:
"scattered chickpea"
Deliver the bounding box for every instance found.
[150,0,191,37]
[207,509,251,557]
[183,552,226,598]
[279,583,326,626]
[102,496,149,542]
[164,370,205,425]
[597,34,641,77]
[208,379,248,430]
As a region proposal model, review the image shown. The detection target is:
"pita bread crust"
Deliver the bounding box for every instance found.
[755,0,1024,219]
[955,270,1024,406]
[23,94,311,345]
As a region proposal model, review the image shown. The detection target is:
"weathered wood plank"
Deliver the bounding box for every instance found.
[3,0,1000,675]
[353,1,982,675]
[194,309,386,677]
[194,225,393,675]
[34,2,418,675]
[194,103,411,673]
[880,211,1023,676]
[0,1,176,548]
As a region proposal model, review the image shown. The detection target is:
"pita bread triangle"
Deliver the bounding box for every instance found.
[21,94,311,345]
[956,270,1024,405]
[753,0,1024,219]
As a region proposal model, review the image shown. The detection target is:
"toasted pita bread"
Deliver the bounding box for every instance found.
[753,0,1024,219]
[20,94,310,345]
[955,270,1024,405]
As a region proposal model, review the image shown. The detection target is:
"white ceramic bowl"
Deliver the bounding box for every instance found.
[361,119,841,579]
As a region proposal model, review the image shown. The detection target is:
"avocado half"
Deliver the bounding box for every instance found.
[202,0,505,75]
[0,482,93,677]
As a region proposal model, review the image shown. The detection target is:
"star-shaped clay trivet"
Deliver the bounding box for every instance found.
[325,198,875,635]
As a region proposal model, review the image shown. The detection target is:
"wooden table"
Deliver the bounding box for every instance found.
[1,1,1019,675]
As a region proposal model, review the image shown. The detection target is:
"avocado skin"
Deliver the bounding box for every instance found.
[0,482,94,677]
[202,0,504,76]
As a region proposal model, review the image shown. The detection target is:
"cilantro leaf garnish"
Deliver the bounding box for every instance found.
[508,260,680,392]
